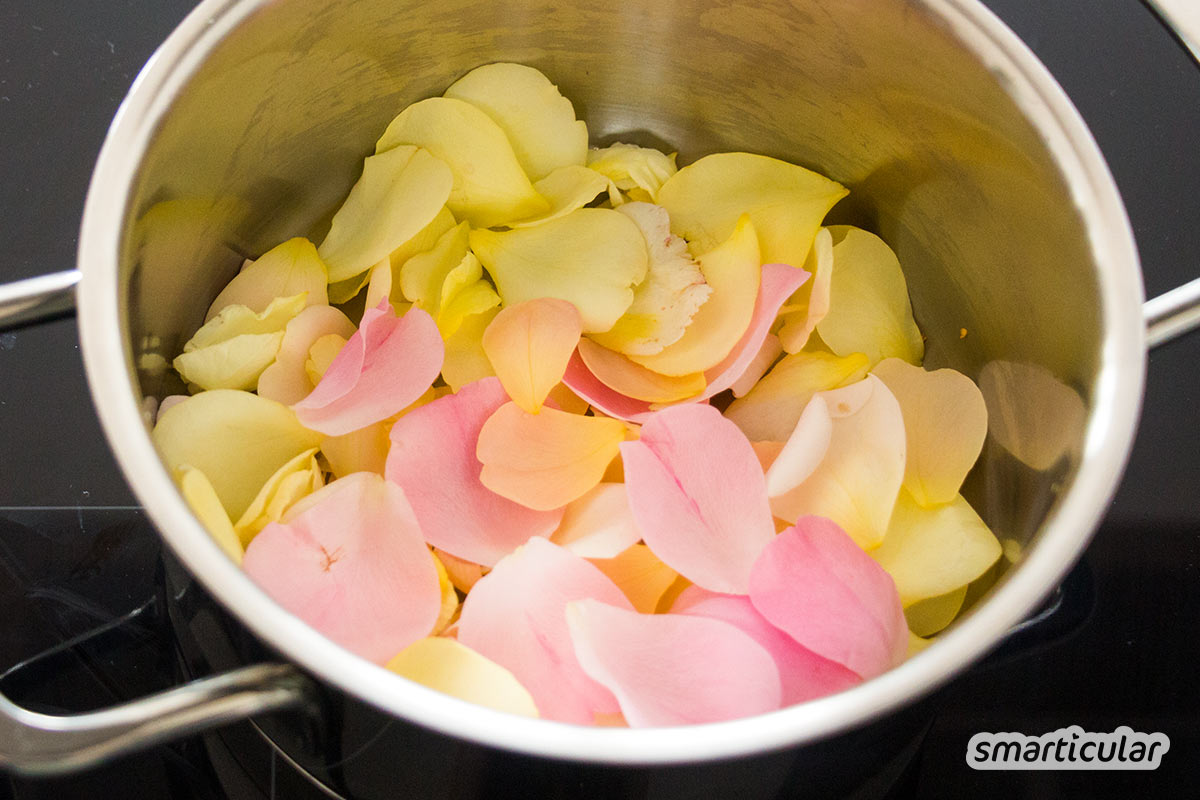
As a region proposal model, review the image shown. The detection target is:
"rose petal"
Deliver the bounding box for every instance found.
[763,394,834,497]
[292,301,443,436]
[399,221,470,310]
[587,143,677,200]
[320,422,392,479]
[177,466,243,564]
[173,331,285,392]
[318,146,453,283]
[477,402,626,510]
[776,227,833,353]
[258,305,357,405]
[749,516,907,679]
[444,62,587,182]
[576,339,706,404]
[429,552,460,635]
[442,307,499,392]
[470,209,648,334]
[563,262,809,423]
[386,378,563,566]
[437,256,501,337]
[619,404,775,593]
[730,333,782,398]
[376,97,548,227]
[434,548,488,594]
[509,165,609,228]
[725,350,870,443]
[386,637,539,718]
[457,538,632,723]
[904,586,968,637]
[481,298,582,414]
[185,293,307,351]
[587,544,679,614]
[305,334,348,386]
[154,390,321,520]
[232,447,323,546]
[673,588,861,705]
[589,202,712,357]
[766,375,905,549]
[242,473,442,663]
[872,358,988,507]
[816,226,924,366]
[870,491,1002,607]
[628,215,760,376]
[551,483,643,559]
[657,151,847,265]
[566,599,782,726]
[206,237,328,320]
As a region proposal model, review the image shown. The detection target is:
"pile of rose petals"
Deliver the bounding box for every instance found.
[153,62,1003,726]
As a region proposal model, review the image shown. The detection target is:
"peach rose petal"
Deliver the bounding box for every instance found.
[546,383,589,415]
[292,301,443,436]
[258,305,357,405]
[386,637,538,718]
[767,376,906,549]
[551,483,643,559]
[242,473,442,664]
[477,402,626,511]
[577,339,706,404]
[434,548,488,594]
[673,587,861,705]
[619,404,775,593]
[588,544,679,614]
[566,599,782,727]
[481,298,582,414]
[457,538,632,723]
[749,516,907,680]
[872,358,988,507]
[386,378,563,566]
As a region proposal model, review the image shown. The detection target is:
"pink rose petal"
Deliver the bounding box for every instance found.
[242,473,441,664]
[620,404,775,593]
[292,300,443,435]
[457,538,633,723]
[673,587,861,705]
[749,516,907,680]
[385,377,563,566]
[566,599,782,727]
[562,264,807,423]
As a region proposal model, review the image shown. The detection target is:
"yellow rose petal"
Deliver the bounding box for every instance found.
[871,491,1003,607]
[873,358,988,507]
[205,238,328,321]
[319,145,453,283]
[589,202,712,357]
[430,551,461,636]
[177,466,243,564]
[173,331,284,391]
[186,293,307,350]
[816,226,924,366]
[153,390,321,520]
[444,63,588,182]
[482,298,582,414]
[628,215,760,376]
[577,338,705,403]
[437,253,501,337]
[441,307,500,392]
[376,97,548,227]
[304,333,348,386]
[232,447,323,546]
[776,227,833,353]
[587,143,677,201]
[509,165,609,228]
[469,208,648,334]
[400,221,470,310]
[386,637,538,718]
[657,151,847,265]
[725,350,871,442]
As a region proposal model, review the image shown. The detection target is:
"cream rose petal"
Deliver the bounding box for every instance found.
[386,637,538,718]
[776,227,834,353]
[551,483,643,559]
[205,237,329,320]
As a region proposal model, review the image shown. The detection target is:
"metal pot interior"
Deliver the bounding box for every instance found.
[92,0,1145,761]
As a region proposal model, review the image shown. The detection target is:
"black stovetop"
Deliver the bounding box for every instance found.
[2,0,1199,798]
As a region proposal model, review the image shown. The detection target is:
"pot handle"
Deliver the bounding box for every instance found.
[0,270,81,331]
[0,662,312,776]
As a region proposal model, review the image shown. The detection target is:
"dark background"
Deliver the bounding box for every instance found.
[1,0,1198,797]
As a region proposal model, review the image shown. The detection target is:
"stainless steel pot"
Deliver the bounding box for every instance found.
[2,0,1199,776]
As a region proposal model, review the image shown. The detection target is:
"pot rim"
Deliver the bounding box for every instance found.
[75,0,1146,764]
